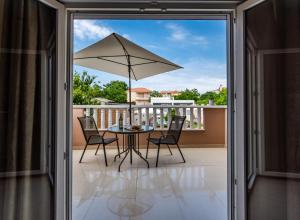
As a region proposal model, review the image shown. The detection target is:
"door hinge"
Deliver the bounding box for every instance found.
[64,152,67,160]
[64,82,68,91]
[234,178,238,185]
[233,17,237,24]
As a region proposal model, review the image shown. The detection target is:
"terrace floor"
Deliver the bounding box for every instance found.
[72,148,227,220]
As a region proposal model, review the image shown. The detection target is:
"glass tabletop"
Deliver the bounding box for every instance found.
[107,125,154,134]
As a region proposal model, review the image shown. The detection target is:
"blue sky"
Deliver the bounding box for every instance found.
[73,19,227,93]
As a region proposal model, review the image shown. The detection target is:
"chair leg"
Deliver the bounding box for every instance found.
[146,139,150,159]
[156,144,160,167]
[167,144,173,155]
[116,139,120,158]
[103,144,108,166]
[176,143,185,163]
[95,144,100,155]
[79,143,88,163]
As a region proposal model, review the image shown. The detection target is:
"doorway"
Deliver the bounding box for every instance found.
[68,15,232,220]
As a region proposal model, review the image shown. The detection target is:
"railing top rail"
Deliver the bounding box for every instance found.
[73,104,227,109]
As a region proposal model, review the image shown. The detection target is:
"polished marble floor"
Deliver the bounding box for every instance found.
[73,148,227,220]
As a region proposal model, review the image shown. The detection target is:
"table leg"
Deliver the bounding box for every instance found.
[133,148,149,168]
[118,133,150,172]
[114,148,128,161]
[118,149,129,172]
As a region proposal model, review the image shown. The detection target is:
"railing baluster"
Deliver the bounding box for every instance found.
[145,108,149,126]
[93,108,98,127]
[160,107,164,129]
[182,107,186,128]
[86,108,90,116]
[123,109,127,127]
[116,110,120,127]
[153,107,157,128]
[131,108,135,125]
[168,108,172,128]
[138,108,142,125]
[190,107,194,129]
[175,107,180,116]
[197,107,201,129]
[101,109,105,130]
[108,109,112,127]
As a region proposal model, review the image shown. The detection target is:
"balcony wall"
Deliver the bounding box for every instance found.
[73,105,227,149]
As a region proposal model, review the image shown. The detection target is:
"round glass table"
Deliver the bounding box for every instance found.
[107,125,154,172]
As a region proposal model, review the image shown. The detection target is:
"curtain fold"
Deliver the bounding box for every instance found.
[0,0,56,219]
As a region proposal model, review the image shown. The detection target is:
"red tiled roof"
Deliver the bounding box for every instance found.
[129,88,151,93]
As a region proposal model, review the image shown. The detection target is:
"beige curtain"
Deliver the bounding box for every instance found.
[0,0,55,219]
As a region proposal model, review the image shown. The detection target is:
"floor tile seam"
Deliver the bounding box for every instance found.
[82,172,109,220]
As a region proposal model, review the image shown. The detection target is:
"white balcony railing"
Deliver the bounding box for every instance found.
[73,104,226,131]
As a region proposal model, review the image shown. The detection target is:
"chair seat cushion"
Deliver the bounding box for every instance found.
[88,136,117,145]
[148,137,176,145]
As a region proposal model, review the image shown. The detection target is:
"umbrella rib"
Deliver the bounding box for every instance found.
[130,55,182,68]
[97,57,128,66]
[130,67,137,81]
[131,61,157,66]
[113,34,138,81]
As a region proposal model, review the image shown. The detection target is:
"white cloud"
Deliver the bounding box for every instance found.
[166,23,208,46]
[132,58,226,93]
[166,24,188,41]
[74,20,113,40]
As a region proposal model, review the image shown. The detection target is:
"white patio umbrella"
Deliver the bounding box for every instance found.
[74,33,182,125]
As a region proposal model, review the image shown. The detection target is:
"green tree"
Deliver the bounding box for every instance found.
[102,80,128,103]
[73,71,102,104]
[174,89,200,102]
[197,88,227,105]
[214,88,227,105]
[150,90,162,97]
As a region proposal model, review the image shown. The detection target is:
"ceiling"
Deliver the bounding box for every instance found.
[58,0,242,2]
[58,0,243,9]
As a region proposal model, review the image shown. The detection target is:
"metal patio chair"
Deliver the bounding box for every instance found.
[78,116,120,166]
[146,115,186,167]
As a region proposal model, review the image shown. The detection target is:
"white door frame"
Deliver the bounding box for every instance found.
[235,1,266,219]
[39,0,67,219]
[66,8,235,220]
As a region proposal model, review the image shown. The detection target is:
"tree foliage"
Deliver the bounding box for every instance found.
[174,89,200,102]
[102,80,128,103]
[73,71,102,104]
[171,88,227,105]
[73,71,227,106]
[73,71,128,104]
[150,90,162,97]
[197,88,227,105]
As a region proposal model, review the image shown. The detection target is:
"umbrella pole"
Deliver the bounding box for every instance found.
[128,59,132,126]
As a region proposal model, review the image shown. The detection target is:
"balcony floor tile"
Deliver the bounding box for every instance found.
[73,148,227,220]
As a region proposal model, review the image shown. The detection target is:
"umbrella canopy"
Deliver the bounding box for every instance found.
[74,33,182,125]
[74,33,182,80]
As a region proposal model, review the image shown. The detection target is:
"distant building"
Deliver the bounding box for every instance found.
[160,90,180,98]
[151,97,194,106]
[127,87,151,105]
[93,97,113,105]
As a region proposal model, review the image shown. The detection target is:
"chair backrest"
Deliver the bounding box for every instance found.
[77,116,99,143]
[167,115,186,143]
